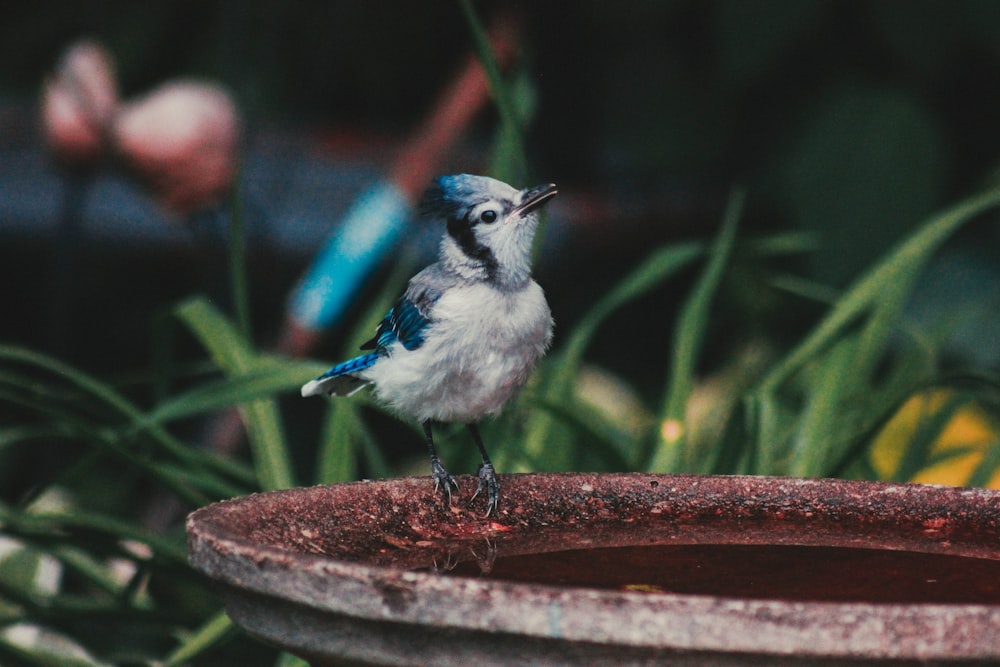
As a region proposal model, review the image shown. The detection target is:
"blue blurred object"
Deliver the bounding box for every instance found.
[287,180,410,331]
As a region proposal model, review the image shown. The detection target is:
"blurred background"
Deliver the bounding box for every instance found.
[2,1,1000,664]
[4,0,1000,374]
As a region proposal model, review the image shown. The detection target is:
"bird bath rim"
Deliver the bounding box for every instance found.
[187,473,1000,665]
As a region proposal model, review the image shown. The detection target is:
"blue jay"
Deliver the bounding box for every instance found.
[302,174,557,515]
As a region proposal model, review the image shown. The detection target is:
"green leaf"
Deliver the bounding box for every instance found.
[744,184,1000,478]
[146,361,326,426]
[787,333,863,476]
[0,501,189,566]
[0,632,109,667]
[315,402,360,484]
[162,609,236,667]
[275,652,311,667]
[758,185,1000,396]
[0,368,246,506]
[649,188,744,472]
[515,241,704,472]
[967,438,1000,488]
[891,393,968,483]
[458,0,529,183]
[175,296,296,492]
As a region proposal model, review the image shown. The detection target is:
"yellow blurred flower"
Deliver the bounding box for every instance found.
[870,390,1000,488]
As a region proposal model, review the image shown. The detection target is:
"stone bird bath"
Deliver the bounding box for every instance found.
[187,473,1000,665]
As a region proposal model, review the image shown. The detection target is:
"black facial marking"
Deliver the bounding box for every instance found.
[447,216,498,280]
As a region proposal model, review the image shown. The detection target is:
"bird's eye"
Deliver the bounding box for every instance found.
[479,209,498,224]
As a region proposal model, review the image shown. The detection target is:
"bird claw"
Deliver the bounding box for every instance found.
[430,456,459,506]
[471,462,500,516]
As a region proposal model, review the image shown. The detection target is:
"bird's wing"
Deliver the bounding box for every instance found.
[300,353,378,397]
[361,290,440,353]
[360,264,448,353]
[361,296,426,352]
[304,269,444,397]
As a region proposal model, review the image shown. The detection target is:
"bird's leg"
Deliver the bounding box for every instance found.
[423,421,458,505]
[467,423,499,516]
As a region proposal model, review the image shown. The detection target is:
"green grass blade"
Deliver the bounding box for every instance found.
[569,241,707,367]
[0,425,77,450]
[315,402,359,484]
[0,345,253,487]
[174,297,254,374]
[741,230,818,257]
[744,185,1000,478]
[275,652,311,667]
[175,296,295,491]
[758,186,1000,395]
[358,421,393,480]
[458,0,528,183]
[967,438,1000,488]
[146,361,325,426]
[890,393,967,482]
[512,228,812,473]
[649,189,744,472]
[488,71,536,187]
[516,242,704,471]
[710,395,762,475]
[0,501,189,566]
[532,397,633,470]
[787,333,862,476]
[0,637,108,667]
[0,345,134,427]
[162,609,236,667]
[764,271,840,305]
[0,387,234,506]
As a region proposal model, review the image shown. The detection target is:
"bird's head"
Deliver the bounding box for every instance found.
[421,174,557,288]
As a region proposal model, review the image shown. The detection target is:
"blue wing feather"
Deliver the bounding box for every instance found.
[303,280,438,398]
[301,352,379,397]
[362,294,433,353]
[317,352,379,379]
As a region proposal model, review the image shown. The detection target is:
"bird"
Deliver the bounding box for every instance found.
[301,174,557,516]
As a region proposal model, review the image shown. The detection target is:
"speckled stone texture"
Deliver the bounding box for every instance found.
[187,473,1000,666]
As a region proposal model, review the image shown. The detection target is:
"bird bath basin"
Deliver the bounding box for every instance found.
[186,473,1000,665]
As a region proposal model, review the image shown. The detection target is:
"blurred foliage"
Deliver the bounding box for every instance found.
[2,1,1000,664]
[2,181,1000,663]
[7,2,1000,251]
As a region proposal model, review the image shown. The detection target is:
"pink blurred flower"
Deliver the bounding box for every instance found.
[40,40,119,168]
[112,81,241,216]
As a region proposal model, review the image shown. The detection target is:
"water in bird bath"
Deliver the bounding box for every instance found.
[416,541,1000,604]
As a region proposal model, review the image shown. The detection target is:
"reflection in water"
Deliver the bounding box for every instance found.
[403,539,1000,604]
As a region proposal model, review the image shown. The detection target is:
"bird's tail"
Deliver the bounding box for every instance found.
[301,353,378,397]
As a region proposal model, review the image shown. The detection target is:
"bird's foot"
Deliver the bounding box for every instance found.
[430,456,459,506]
[471,462,500,516]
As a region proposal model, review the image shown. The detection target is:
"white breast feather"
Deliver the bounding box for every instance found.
[363,282,552,422]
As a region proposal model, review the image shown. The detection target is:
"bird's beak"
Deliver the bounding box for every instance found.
[510,183,558,219]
